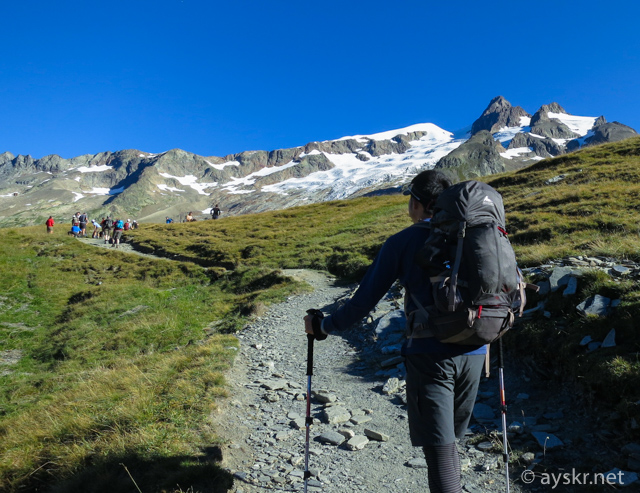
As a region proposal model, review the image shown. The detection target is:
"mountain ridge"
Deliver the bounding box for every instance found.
[0,97,636,227]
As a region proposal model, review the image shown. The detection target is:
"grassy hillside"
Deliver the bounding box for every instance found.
[493,136,640,263]
[126,136,640,271]
[0,229,304,492]
[3,136,640,491]
[126,197,412,281]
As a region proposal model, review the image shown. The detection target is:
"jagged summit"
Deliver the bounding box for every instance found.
[470,96,531,135]
[0,97,636,227]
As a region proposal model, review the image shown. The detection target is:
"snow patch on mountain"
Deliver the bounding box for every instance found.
[548,112,596,136]
[335,123,451,143]
[158,184,185,193]
[159,172,214,195]
[493,116,533,146]
[84,187,125,195]
[263,129,462,198]
[75,165,113,173]
[500,147,545,161]
[207,160,239,170]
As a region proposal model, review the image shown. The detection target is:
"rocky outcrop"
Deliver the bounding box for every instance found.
[301,132,429,158]
[254,153,335,188]
[508,133,565,158]
[471,96,530,135]
[529,103,579,140]
[565,118,638,152]
[364,137,412,157]
[584,121,638,147]
[435,130,507,180]
[267,147,303,167]
[304,139,361,156]
[529,103,568,125]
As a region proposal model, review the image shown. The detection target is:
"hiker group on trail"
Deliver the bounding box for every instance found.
[54,213,138,247]
[98,216,136,248]
[304,170,527,493]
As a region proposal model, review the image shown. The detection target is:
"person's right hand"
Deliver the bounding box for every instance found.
[305,309,327,340]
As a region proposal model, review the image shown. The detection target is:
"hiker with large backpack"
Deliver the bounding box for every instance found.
[112,218,125,248]
[102,216,114,243]
[305,170,526,493]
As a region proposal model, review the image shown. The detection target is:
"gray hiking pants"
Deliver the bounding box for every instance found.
[405,352,484,446]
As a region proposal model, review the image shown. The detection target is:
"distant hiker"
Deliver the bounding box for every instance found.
[46,216,55,234]
[79,212,88,237]
[112,218,124,248]
[304,170,486,493]
[124,219,131,231]
[69,224,81,237]
[102,216,114,243]
[211,204,221,219]
[186,211,194,222]
[132,220,138,229]
[91,218,101,238]
[166,217,173,224]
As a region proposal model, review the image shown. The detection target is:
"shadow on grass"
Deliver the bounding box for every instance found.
[17,448,234,493]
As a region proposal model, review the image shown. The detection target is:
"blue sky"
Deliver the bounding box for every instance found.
[1,0,639,159]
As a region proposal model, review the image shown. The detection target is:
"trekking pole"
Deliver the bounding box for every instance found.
[304,332,315,493]
[498,336,510,493]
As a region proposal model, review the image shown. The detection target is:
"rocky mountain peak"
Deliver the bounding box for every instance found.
[530,103,568,126]
[594,116,608,127]
[470,96,531,135]
[0,152,15,164]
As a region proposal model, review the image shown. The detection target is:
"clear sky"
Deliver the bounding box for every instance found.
[2,0,639,160]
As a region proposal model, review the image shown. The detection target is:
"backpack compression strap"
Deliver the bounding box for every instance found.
[448,221,466,312]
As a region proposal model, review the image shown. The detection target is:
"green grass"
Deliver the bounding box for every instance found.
[125,196,411,281]
[0,228,304,492]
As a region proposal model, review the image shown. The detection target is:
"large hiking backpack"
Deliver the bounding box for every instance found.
[411,180,531,346]
[105,218,114,228]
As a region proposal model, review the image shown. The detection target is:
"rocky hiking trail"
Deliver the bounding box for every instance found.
[77,237,638,491]
[211,269,617,493]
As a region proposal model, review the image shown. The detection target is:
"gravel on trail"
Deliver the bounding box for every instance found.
[213,269,533,493]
